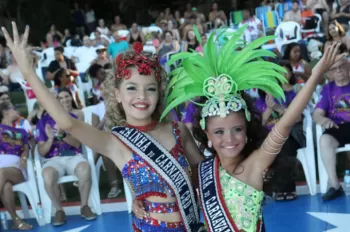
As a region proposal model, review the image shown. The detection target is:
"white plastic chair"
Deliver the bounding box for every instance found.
[82,105,133,213]
[118,30,130,38]
[82,105,106,179]
[274,21,302,54]
[34,144,101,224]
[63,46,77,59]
[15,79,37,113]
[40,47,55,68]
[143,45,156,54]
[75,75,89,106]
[316,124,350,193]
[33,51,45,83]
[165,45,181,74]
[12,153,43,225]
[147,26,162,34]
[296,109,317,195]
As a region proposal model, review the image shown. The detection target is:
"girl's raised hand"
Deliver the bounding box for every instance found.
[313,42,345,76]
[1,22,33,74]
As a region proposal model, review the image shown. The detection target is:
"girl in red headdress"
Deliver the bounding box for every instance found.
[3,23,204,231]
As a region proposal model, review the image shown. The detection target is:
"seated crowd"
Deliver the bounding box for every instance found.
[0,0,350,230]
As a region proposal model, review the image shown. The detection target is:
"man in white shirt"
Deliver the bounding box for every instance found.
[72,36,97,75]
[284,0,302,25]
[238,9,263,42]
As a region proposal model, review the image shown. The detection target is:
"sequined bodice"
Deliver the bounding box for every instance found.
[121,122,189,200]
[220,166,264,232]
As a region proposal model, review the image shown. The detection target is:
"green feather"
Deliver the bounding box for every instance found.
[193,25,202,45]
[161,90,205,121]
[203,34,218,76]
[167,52,196,66]
[161,26,286,122]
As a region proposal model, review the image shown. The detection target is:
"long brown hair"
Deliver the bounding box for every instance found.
[327,20,345,40]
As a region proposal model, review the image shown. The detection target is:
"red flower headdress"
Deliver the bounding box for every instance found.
[115,42,162,81]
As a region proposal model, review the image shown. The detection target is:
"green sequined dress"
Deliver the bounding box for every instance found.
[219,166,265,232]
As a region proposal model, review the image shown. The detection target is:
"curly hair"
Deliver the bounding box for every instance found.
[102,51,168,129]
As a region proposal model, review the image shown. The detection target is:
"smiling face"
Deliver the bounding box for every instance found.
[58,90,73,110]
[329,23,339,38]
[115,67,159,125]
[205,111,247,160]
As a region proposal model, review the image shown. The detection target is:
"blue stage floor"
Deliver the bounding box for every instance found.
[5,194,350,231]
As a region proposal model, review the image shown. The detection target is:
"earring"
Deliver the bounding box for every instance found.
[246,136,248,144]
[208,140,212,148]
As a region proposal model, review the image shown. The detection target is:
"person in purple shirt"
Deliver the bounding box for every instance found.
[170,101,197,131]
[35,88,96,226]
[0,102,32,230]
[254,60,303,201]
[313,58,350,201]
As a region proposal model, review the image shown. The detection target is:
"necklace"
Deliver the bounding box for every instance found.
[126,121,158,132]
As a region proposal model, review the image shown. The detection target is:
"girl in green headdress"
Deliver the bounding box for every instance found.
[159,25,343,232]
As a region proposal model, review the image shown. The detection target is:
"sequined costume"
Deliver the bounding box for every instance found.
[122,121,190,231]
[219,166,264,232]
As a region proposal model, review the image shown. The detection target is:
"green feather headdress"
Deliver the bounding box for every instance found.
[160,25,287,129]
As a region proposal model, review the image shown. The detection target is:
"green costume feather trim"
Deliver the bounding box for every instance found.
[161,25,287,129]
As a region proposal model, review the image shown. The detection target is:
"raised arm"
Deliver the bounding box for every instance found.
[2,22,121,162]
[253,42,343,171]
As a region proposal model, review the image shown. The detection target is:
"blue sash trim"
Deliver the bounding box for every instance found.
[198,157,237,232]
[111,126,200,231]
[199,157,262,232]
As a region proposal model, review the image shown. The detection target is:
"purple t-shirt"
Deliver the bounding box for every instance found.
[35,113,81,158]
[316,82,350,125]
[170,102,197,123]
[0,124,28,157]
[255,90,297,130]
